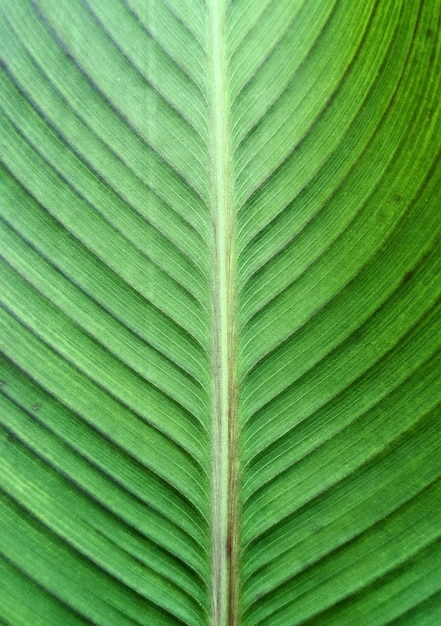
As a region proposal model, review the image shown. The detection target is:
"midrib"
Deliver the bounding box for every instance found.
[208,1,238,625]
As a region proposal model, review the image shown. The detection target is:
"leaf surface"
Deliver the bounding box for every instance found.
[1,1,441,624]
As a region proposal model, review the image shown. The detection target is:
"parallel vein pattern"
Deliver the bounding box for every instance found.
[1,1,211,624]
[1,1,441,625]
[232,0,441,624]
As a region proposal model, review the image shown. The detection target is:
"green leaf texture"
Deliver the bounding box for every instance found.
[1,1,441,624]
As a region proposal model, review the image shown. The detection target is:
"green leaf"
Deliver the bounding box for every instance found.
[1,1,440,624]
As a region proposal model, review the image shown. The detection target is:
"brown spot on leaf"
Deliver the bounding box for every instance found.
[226,536,232,558]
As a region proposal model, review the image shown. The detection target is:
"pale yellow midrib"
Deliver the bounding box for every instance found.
[208,0,236,624]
